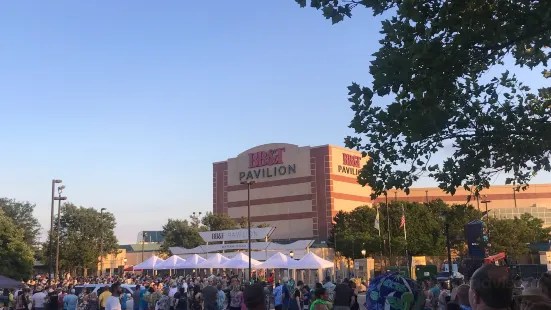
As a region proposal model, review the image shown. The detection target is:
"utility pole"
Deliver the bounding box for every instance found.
[99,208,106,276]
[54,185,67,282]
[49,179,62,284]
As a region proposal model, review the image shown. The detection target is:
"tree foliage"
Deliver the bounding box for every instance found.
[202,212,239,231]
[0,209,35,280]
[295,0,551,198]
[42,203,119,274]
[331,200,548,259]
[0,198,41,247]
[161,219,204,252]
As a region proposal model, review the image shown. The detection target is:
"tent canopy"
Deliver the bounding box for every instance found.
[175,254,207,269]
[292,252,333,269]
[133,255,165,270]
[258,252,297,269]
[0,275,25,289]
[155,255,186,270]
[197,253,229,269]
[222,252,261,269]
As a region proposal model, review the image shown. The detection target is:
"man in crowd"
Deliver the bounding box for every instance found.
[202,280,218,310]
[62,290,77,310]
[333,279,352,310]
[469,264,513,310]
[105,283,122,310]
[32,286,47,310]
[132,285,140,310]
[99,286,112,310]
[243,284,266,310]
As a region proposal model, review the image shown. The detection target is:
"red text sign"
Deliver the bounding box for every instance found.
[248,147,286,168]
[343,153,361,168]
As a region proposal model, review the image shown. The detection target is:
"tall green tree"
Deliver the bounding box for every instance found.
[161,219,204,253]
[201,212,238,231]
[0,209,34,280]
[0,198,41,247]
[42,203,118,275]
[295,0,551,197]
[489,213,551,257]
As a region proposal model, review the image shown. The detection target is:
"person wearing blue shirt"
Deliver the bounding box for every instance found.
[120,292,128,310]
[139,287,148,310]
[273,283,283,310]
[63,290,78,310]
[282,278,290,310]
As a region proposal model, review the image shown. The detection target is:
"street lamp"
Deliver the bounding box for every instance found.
[240,180,255,282]
[481,195,492,254]
[289,251,294,259]
[100,208,106,276]
[361,249,366,258]
[49,179,62,283]
[54,185,67,281]
[142,232,148,262]
[123,257,128,265]
[440,211,453,279]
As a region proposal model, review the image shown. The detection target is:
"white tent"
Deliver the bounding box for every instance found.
[133,255,165,270]
[292,252,334,269]
[197,253,229,268]
[258,252,297,269]
[222,252,261,269]
[155,255,186,270]
[175,254,207,269]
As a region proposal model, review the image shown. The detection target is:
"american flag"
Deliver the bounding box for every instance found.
[400,215,406,228]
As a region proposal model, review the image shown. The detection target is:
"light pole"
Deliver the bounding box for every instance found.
[54,185,67,281]
[241,180,255,282]
[49,179,62,283]
[142,232,148,262]
[440,211,453,279]
[100,208,106,276]
[361,249,366,258]
[481,195,492,254]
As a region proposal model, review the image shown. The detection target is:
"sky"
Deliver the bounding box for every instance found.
[0,1,548,244]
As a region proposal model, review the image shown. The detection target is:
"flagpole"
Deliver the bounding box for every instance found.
[401,204,410,276]
[386,192,392,266]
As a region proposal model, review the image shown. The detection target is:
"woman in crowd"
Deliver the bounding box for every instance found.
[77,288,89,310]
[87,293,98,310]
[309,288,329,310]
[190,286,202,310]
[173,288,187,310]
[228,283,241,310]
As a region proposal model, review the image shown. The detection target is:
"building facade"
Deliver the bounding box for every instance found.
[213,143,551,239]
[213,143,371,240]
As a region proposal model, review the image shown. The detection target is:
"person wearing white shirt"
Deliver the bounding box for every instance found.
[31,287,47,310]
[105,283,122,310]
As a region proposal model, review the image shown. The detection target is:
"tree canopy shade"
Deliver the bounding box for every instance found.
[0,209,34,281]
[0,198,41,248]
[295,0,551,198]
[42,204,119,275]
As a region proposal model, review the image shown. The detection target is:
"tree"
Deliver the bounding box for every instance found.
[0,209,35,280]
[201,212,238,231]
[161,219,204,253]
[489,213,551,257]
[295,0,551,198]
[42,203,119,275]
[0,198,41,247]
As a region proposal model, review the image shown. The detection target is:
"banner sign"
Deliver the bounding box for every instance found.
[199,227,274,242]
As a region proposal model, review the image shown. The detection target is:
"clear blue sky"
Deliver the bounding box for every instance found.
[0,1,548,244]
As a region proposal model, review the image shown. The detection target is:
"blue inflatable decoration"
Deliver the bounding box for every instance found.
[365,272,422,310]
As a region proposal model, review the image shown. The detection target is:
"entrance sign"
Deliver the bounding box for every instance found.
[199,227,275,243]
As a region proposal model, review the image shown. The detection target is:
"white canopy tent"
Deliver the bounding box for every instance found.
[293,252,334,269]
[133,255,165,270]
[197,253,229,268]
[175,254,207,269]
[155,255,186,270]
[258,252,297,269]
[222,252,261,269]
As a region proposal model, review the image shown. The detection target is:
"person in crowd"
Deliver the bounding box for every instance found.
[32,286,48,310]
[202,281,218,310]
[310,289,329,310]
[451,279,464,302]
[142,288,153,310]
[469,264,513,310]
[139,286,149,310]
[190,286,203,310]
[302,286,310,310]
[289,281,303,310]
[8,289,15,310]
[438,282,451,310]
[456,285,471,310]
[243,285,265,310]
[228,281,241,310]
[173,288,187,310]
[321,278,335,303]
[537,273,551,300]
[77,288,89,310]
[333,279,352,310]
[132,286,140,310]
[149,286,161,310]
[216,285,225,310]
[63,290,78,310]
[59,288,67,310]
[348,282,358,310]
[104,283,121,310]
[428,280,441,310]
[273,283,283,310]
[119,289,127,310]
[87,293,98,310]
[49,287,59,310]
[447,303,461,310]
[98,287,112,310]
[15,288,30,310]
[157,288,171,310]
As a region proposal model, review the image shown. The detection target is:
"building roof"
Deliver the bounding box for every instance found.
[119,243,162,252]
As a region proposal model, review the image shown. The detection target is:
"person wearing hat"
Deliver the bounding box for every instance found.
[32,287,48,310]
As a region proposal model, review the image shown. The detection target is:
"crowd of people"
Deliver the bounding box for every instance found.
[5,264,551,310]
